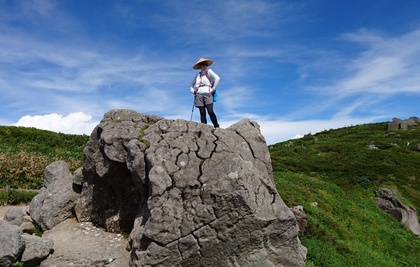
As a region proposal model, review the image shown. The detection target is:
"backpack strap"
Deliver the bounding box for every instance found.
[205,71,214,87]
[204,71,218,101]
[199,71,213,86]
[197,71,213,93]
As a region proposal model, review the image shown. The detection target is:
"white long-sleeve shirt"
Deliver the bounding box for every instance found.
[190,69,220,94]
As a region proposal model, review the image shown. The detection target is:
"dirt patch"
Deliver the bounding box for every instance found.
[41,218,130,266]
[1,205,130,266]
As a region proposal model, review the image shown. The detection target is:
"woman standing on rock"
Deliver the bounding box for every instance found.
[189,58,220,128]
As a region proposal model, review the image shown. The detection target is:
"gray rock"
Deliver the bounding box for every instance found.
[127,118,306,266]
[387,118,401,131]
[291,206,307,237]
[29,161,79,231]
[0,220,25,267]
[3,207,25,226]
[74,110,163,233]
[375,188,420,237]
[387,116,419,131]
[27,109,307,266]
[72,167,84,186]
[73,110,306,266]
[21,234,54,267]
[20,221,36,235]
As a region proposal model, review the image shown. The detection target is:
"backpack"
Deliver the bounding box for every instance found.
[213,90,218,102]
[201,70,218,102]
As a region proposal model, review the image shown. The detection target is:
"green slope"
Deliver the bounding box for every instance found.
[0,126,89,189]
[270,122,420,266]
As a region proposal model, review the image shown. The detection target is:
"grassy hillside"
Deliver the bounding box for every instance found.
[0,126,89,189]
[270,122,420,266]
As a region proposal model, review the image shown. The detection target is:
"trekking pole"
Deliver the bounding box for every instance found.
[190,97,195,121]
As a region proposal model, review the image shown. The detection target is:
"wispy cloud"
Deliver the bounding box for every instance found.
[295,27,420,120]
[166,1,288,37]
[337,28,420,94]
[1,1,419,145]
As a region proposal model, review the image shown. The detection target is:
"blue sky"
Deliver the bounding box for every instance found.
[1,0,419,144]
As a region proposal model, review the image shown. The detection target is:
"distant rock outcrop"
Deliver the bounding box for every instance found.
[375,188,420,237]
[387,117,419,131]
[1,109,307,267]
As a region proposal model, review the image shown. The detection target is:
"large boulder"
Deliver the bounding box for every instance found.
[73,109,307,266]
[24,109,307,266]
[29,160,79,231]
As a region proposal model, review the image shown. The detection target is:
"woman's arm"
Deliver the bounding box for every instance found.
[208,69,220,92]
[190,75,198,94]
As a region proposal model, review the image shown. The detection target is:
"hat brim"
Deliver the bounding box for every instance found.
[193,58,213,69]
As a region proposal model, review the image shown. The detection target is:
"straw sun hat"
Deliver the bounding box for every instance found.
[193,58,213,69]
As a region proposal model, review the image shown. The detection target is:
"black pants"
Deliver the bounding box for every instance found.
[199,104,219,127]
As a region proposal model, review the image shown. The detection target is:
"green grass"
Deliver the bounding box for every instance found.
[0,189,38,205]
[270,122,420,211]
[270,122,420,266]
[0,126,89,189]
[274,172,420,266]
[0,125,88,158]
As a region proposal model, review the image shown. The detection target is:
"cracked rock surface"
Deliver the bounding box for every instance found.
[74,109,307,266]
[32,109,306,266]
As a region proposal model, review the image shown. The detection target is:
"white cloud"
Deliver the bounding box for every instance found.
[14,112,98,135]
[10,110,389,146]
